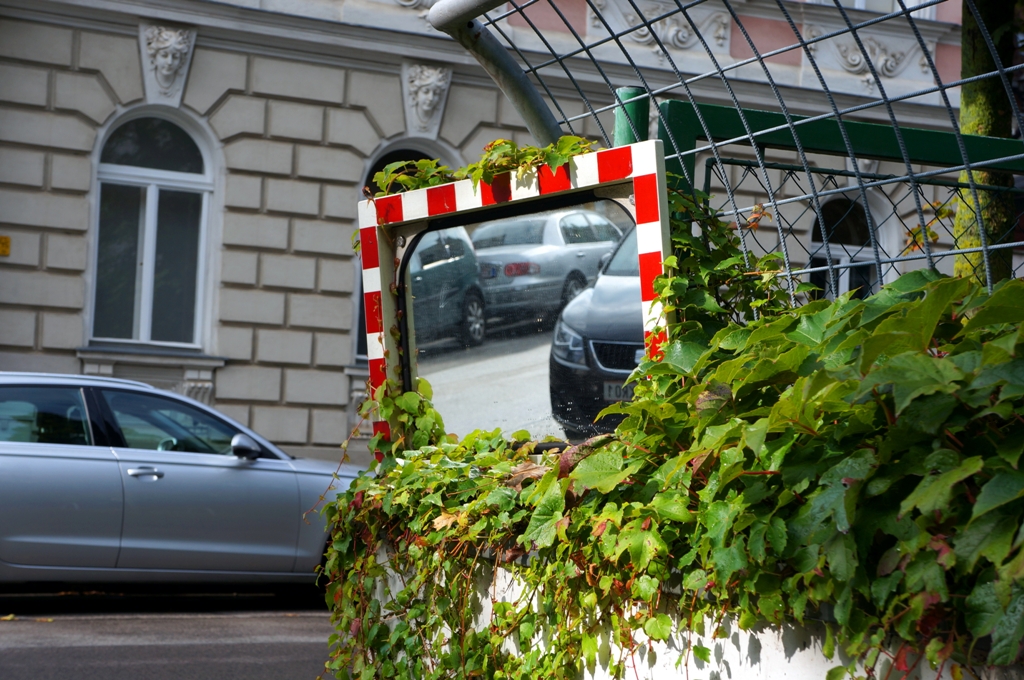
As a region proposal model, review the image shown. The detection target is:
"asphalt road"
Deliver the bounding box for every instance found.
[417,324,565,440]
[0,588,335,680]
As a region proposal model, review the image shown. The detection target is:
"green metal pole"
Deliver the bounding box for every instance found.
[613,87,649,147]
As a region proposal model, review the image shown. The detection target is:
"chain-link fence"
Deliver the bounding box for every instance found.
[442,0,1024,298]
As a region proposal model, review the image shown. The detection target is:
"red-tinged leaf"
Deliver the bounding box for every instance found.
[894,644,911,672]
[592,520,608,538]
[918,605,945,637]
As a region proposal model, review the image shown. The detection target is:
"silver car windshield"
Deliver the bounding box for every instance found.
[403,198,634,441]
[603,228,639,277]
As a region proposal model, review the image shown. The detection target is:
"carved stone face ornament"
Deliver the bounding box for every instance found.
[145,27,192,94]
[407,65,450,131]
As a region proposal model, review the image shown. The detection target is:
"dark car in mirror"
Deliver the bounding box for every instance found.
[408,226,486,347]
[549,227,644,439]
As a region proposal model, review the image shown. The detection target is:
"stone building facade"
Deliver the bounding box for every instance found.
[0,0,964,463]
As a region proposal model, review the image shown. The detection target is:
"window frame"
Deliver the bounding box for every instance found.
[808,197,879,299]
[91,113,215,350]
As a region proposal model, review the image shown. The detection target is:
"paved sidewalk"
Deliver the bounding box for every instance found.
[0,611,334,680]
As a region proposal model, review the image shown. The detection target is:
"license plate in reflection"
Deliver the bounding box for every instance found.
[603,382,634,402]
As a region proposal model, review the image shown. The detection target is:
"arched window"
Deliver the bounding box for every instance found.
[808,198,876,299]
[93,116,212,346]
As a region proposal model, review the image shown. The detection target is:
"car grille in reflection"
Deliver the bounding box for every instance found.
[590,341,645,372]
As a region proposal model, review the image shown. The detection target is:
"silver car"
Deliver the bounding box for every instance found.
[471,209,622,323]
[0,372,357,584]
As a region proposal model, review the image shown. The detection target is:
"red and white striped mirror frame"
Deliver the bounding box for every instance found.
[357,140,672,445]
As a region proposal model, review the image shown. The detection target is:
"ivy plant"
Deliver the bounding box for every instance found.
[325,145,1024,679]
[370,136,595,197]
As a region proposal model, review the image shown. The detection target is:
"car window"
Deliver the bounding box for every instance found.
[100,389,238,455]
[588,216,621,242]
[446,235,466,259]
[472,219,546,248]
[417,231,448,268]
[603,228,639,276]
[0,386,92,446]
[560,213,597,244]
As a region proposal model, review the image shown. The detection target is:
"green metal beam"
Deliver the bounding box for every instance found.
[658,100,1024,193]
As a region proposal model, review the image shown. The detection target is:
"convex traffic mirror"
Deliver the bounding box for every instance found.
[357,141,671,444]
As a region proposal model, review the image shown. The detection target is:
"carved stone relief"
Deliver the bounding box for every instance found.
[393,0,435,8]
[835,37,912,78]
[591,0,729,62]
[401,63,452,139]
[804,24,929,92]
[138,24,197,107]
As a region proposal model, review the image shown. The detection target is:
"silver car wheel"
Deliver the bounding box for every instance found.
[461,293,486,346]
[562,276,586,307]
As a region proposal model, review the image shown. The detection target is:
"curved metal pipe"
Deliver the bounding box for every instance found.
[428,2,563,146]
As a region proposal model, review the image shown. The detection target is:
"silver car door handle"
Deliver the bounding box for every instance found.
[127,467,164,479]
[576,251,586,257]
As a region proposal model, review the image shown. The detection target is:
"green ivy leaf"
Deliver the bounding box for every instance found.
[662,341,708,374]
[860,352,964,415]
[823,624,836,659]
[997,429,1024,469]
[581,633,597,667]
[825,533,857,582]
[785,308,831,346]
[643,613,673,641]
[649,491,694,523]
[571,450,641,493]
[632,574,660,601]
[988,585,1024,665]
[961,279,1024,334]
[692,644,711,663]
[711,538,748,583]
[900,456,984,518]
[394,391,421,413]
[972,470,1024,521]
[520,481,565,548]
[614,520,668,570]
[767,515,788,554]
[825,666,848,680]
[485,487,517,512]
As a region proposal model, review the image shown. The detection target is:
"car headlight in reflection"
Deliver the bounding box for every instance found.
[552,320,587,368]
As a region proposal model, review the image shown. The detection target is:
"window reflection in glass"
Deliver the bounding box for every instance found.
[809,198,876,300]
[0,387,92,446]
[404,200,635,441]
[101,390,238,454]
[152,190,201,342]
[94,184,143,339]
[101,117,204,173]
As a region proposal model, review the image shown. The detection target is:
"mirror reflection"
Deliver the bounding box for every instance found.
[404,199,639,441]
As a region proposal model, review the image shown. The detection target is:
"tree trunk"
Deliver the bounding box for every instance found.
[952,0,1016,285]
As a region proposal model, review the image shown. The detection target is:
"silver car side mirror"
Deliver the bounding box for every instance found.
[231,433,261,460]
[598,251,612,273]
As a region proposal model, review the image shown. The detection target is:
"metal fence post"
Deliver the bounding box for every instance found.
[613,87,649,147]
